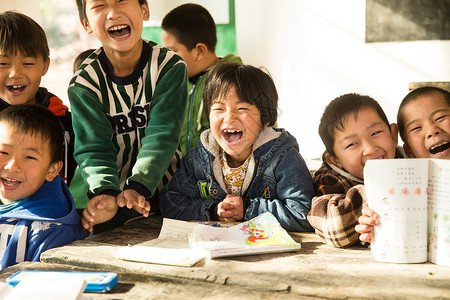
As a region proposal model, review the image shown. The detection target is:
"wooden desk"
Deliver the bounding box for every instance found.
[1,216,449,299]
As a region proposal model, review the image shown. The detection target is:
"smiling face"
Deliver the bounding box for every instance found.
[327,107,398,179]
[0,121,61,204]
[0,51,49,105]
[81,0,149,57]
[209,86,265,167]
[401,92,450,159]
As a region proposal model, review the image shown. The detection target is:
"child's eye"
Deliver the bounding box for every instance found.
[25,156,37,160]
[0,151,8,155]
[371,130,382,136]
[345,142,357,149]
[435,115,447,122]
[409,126,421,132]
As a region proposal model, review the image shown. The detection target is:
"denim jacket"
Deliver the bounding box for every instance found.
[160,127,314,232]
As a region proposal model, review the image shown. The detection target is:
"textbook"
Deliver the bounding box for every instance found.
[188,212,301,258]
[364,159,450,267]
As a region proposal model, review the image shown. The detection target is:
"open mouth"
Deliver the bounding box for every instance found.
[223,129,242,143]
[429,142,450,155]
[6,85,26,93]
[1,177,21,187]
[108,25,131,39]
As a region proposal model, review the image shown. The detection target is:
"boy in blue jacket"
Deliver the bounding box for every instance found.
[160,63,314,232]
[0,104,85,270]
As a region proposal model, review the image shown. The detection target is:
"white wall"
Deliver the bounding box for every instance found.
[235,0,450,160]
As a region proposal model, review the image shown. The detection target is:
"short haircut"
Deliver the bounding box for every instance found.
[76,0,148,22]
[397,86,450,142]
[203,63,278,127]
[73,48,95,73]
[0,104,64,164]
[319,93,390,157]
[161,3,217,52]
[0,11,49,61]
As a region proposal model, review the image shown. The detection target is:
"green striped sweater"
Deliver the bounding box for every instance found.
[68,40,188,203]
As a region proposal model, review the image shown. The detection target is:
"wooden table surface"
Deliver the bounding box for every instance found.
[1,215,449,299]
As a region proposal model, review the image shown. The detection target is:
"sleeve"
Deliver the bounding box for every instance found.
[68,84,121,196]
[159,151,221,221]
[126,60,188,197]
[307,171,365,247]
[244,147,315,232]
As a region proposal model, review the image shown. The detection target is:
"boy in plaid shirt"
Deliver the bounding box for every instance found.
[307,94,404,247]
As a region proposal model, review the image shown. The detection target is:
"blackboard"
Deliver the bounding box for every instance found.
[366,0,450,43]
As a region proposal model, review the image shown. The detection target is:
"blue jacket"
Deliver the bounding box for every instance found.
[0,176,85,270]
[160,127,314,232]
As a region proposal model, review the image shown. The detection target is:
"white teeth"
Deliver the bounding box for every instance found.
[430,142,447,150]
[2,178,20,186]
[109,25,128,31]
[223,129,241,133]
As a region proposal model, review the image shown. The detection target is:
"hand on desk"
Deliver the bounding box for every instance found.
[217,194,244,222]
[82,194,118,232]
[355,206,380,243]
[117,189,151,217]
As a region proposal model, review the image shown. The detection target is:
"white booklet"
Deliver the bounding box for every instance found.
[364,158,450,266]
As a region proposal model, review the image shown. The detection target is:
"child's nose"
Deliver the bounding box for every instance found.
[5,159,20,172]
[224,111,237,123]
[106,4,121,20]
[362,140,378,156]
[426,124,441,138]
[9,65,23,79]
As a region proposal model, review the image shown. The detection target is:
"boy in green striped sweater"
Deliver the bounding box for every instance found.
[70,0,188,232]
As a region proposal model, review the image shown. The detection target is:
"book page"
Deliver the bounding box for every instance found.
[190,212,300,258]
[115,218,205,267]
[364,159,428,263]
[427,159,450,267]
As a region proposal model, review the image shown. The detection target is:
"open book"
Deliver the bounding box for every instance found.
[189,212,301,258]
[364,158,450,267]
[115,213,300,266]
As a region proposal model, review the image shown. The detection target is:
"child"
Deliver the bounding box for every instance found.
[71,0,188,231]
[161,3,242,156]
[0,11,76,185]
[307,93,403,247]
[356,86,450,243]
[0,104,85,270]
[159,63,314,232]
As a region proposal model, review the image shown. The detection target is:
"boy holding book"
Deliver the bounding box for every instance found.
[0,104,85,270]
[159,63,314,232]
[356,86,450,243]
[71,0,188,232]
[307,93,404,247]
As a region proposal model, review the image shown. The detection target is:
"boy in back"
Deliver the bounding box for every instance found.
[71,0,188,231]
[161,3,242,155]
[307,93,403,247]
[356,86,450,242]
[0,11,76,185]
[159,63,314,232]
[0,104,85,270]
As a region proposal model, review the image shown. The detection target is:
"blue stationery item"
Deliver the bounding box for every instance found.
[6,270,118,292]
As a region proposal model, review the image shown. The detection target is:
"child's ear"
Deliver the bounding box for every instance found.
[389,123,399,145]
[80,17,93,34]
[42,58,50,76]
[45,161,63,182]
[194,43,208,61]
[324,152,342,168]
[141,1,150,21]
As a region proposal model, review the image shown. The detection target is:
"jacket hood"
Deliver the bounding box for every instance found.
[2,176,81,226]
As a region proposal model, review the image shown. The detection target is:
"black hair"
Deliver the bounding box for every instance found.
[0,11,49,61]
[161,3,217,52]
[76,0,148,22]
[73,48,95,73]
[203,63,278,127]
[397,86,450,142]
[319,93,390,157]
[0,104,64,164]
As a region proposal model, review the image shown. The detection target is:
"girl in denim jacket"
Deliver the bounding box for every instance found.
[160,63,314,232]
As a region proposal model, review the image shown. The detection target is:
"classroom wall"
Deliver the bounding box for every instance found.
[234,0,450,160]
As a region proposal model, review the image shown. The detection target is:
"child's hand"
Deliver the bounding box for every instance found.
[117,189,151,217]
[82,194,118,232]
[355,206,380,243]
[217,195,244,222]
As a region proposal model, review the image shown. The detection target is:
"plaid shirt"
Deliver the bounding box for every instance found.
[307,148,405,248]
